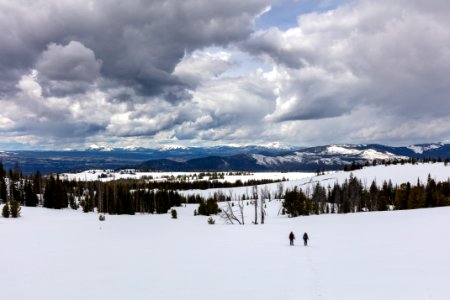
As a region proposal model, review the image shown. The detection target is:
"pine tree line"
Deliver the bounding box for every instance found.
[0,161,43,218]
[282,174,450,217]
[0,161,187,215]
[43,178,186,215]
[344,157,450,172]
[127,178,285,191]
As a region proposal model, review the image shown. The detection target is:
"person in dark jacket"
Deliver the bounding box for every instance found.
[289,231,295,246]
[303,232,309,246]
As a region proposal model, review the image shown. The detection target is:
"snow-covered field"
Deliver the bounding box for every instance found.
[3,163,450,299]
[2,203,450,299]
[63,169,315,183]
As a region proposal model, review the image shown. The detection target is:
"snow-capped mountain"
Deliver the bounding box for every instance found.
[407,143,445,154]
[260,142,297,150]
[158,144,190,151]
[138,143,445,172]
[250,144,409,170]
[2,143,450,174]
[86,144,113,151]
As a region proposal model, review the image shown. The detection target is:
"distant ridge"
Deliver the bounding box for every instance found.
[1,142,449,174]
[137,143,450,172]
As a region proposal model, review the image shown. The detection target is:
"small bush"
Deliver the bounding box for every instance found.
[10,200,21,218]
[207,217,215,225]
[99,214,106,221]
[2,203,10,218]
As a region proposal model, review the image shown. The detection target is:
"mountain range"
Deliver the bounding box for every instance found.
[1,142,450,174]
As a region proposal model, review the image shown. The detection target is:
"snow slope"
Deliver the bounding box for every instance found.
[182,162,450,199]
[3,162,450,299]
[2,203,450,299]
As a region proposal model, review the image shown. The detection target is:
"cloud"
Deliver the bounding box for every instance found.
[244,0,450,126]
[36,41,101,82]
[174,50,235,87]
[0,71,108,145]
[168,66,277,143]
[1,0,450,149]
[0,0,272,97]
[0,0,274,148]
[35,41,102,96]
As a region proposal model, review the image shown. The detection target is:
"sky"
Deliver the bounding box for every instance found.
[1,0,449,150]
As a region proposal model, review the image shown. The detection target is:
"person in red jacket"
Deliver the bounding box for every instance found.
[289,231,295,246]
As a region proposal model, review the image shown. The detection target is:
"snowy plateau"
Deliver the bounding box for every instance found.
[2,163,450,300]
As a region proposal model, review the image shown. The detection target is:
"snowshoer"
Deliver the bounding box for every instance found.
[303,232,309,246]
[289,231,295,246]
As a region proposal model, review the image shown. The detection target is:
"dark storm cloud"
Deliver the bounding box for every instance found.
[0,0,272,99]
[35,41,102,96]
[36,41,101,83]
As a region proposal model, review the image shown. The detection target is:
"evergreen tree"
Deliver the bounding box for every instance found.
[328,183,341,213]
[32,171,43,196]
[118,185,134,215]
[54,175,68,209]
[425,175,437,207]
[369,180,378,211]
[197,197,219,216]
[311,183,327,205]
[433,189,448,207]
[0,160,5,178]
[282,187,309,217]
[0,177,7,203]
[24,181,38,207]
[381,180,394,207]
[43,176,56,208]
[347,175,363,212]
[43,175,68,209]
[408,186,425,209]
[341,198,351,213]
[394,183,410,210]
[340,179,351,213]
[10,182,21,203]
[377,193,388,211]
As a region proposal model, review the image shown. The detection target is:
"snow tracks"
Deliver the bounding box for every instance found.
[283,244,323,300]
